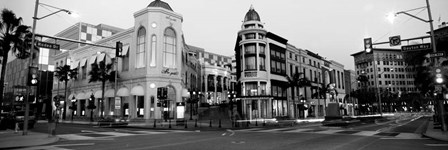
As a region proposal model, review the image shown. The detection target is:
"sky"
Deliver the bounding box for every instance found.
[1,0,448,70]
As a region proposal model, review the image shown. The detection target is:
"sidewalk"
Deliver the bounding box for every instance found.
[0,129,59,149]
[423,120,448,141]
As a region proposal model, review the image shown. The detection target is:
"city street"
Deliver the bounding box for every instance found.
[16,114,448,150]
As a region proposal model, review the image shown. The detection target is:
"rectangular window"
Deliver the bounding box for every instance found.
[245,44,256,54]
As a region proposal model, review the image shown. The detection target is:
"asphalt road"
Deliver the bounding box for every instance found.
[22,114,448,150]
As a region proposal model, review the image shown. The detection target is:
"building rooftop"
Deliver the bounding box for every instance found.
[244,5,260,22]
[147,0,173,11]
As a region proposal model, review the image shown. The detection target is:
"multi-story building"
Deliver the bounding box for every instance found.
[52,0,210,121]
[351,48,417,112]
[1,22,122,118]
[234,6,348,120]
[198,51,233,106]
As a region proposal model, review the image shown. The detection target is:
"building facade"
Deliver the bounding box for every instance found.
[351,48,417,112]
[52,0,210,121]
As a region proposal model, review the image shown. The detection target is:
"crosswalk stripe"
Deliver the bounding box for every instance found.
[349,131,378,136]
[95,132,135,136]
[315,130,344,134]
[283,129,314,133]
[59,134,97,140]
[395,133,422,139]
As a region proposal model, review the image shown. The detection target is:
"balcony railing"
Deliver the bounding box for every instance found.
[244,71,257,78]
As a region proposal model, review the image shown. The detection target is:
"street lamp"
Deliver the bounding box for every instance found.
[388,0,437,53]
[23,0,77,136]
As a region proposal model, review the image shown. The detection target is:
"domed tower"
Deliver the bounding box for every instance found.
[235,5,271,119]
[132,0,184,119]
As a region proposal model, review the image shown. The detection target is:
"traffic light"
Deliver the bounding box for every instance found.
[87,94,96,109]
[157,87,168,99]
[364,38,372,53]
[28,66,39,86]
[435,67,444,84]
[116,41,123,58]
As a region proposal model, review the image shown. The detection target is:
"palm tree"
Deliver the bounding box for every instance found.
[0,9,32,111]
[88,60,116,118]
[286,72,311,119]
[54,65,78,120]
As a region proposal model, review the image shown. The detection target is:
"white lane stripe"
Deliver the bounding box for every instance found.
[261,128,290,132]
[425,144,448,146]
[283,129,314,133]
[132,131,168,134]
[237,128,263,131]
[315,130,344,134]
[96,131,135,136]
[394,133,425,139]
[352,131,378,136]
[58,134,97,140]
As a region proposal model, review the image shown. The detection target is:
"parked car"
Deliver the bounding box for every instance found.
[1,111,36,130]
[0,112,9,130]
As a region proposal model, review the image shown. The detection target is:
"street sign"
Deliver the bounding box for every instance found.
[430,52,445,58]
[36,41,60,50]
[401,43,431,51]
[389,35,401,46]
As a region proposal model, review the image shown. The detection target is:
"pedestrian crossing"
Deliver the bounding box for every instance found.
[236,128,429,139]
[58,130,192,141]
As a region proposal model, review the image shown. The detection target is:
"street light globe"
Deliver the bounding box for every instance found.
[386,12,396,24]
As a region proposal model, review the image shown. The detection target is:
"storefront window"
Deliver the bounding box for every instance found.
[137,96,144,117]
[80,100,86,116]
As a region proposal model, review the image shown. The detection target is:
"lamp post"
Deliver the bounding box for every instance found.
[348,80,360,116]
[189,91,195,120]
[374,68,393,116]
[24,0,77,135]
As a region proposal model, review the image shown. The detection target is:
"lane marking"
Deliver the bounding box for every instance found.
[425,144,448,146]
[283,128,313,133]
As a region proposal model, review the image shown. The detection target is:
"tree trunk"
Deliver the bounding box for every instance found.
[63,81,68,120]
[0,53,9,112]
[291,86,296,119]
[101,80,105,118]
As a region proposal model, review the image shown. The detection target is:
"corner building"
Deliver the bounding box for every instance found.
[53,0,196,121]
[234,6,289,120]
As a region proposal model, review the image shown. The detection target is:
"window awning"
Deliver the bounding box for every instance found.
[68,93,76,100]
[94,90,102,98]
[130,86,144,96]
[80,58,87,67]
[76,92,86,99]
[122,45,130,56]
[97,53,106,63]
[104,89,115,97]
[85,91,94,98]
[117,87,130,97]
[70,61,79,69]
[89,55,97,65]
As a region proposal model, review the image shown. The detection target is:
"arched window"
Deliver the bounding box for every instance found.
[150,35,156,67]
[136,27,146,68]
[163,28,176,68]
